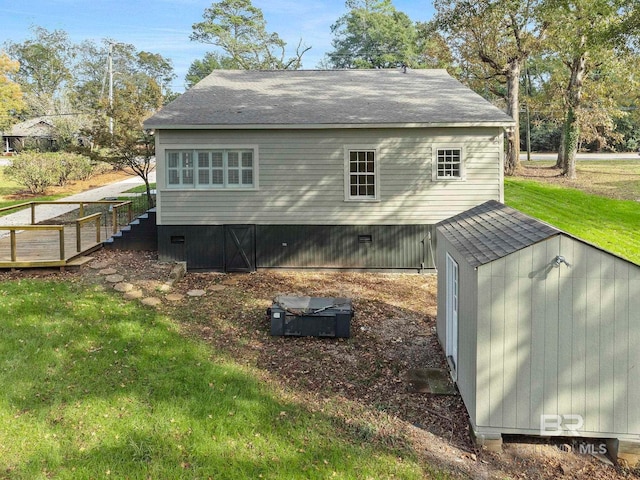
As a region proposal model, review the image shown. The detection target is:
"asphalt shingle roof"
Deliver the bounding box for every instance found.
[436,200,561,267]
[2,117,54,137]
[145,69,515,128]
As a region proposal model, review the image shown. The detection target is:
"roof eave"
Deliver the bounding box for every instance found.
[144,121,515,130]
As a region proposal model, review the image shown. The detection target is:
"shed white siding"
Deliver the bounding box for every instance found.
[436,231,479,425]
[473,236,640,440]
[155,127,504,226]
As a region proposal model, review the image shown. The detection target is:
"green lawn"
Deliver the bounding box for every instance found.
[0,280,426,479]
[124,183,156,194]
[505,178,640,264]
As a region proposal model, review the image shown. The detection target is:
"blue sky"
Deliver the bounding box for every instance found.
[2,0,435,91]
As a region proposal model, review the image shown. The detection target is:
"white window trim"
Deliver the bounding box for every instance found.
[432,145,465,182]
[445,252,459,381]
[343,145,380,202]
[163,145,259,191]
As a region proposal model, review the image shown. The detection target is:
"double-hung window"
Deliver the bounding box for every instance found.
[345,148,378,201]
[167,151,194,186]
[433,147,464,180]
[167,148,256,189]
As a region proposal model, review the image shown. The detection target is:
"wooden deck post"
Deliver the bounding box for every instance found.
[112,208,118,234]
[10,230,17,261]
[95,216,101,243]
[30,204,36,225]
[76,223,82,252]
[59,229,65,260]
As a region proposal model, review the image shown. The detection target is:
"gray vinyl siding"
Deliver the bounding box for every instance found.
[158,224,434,271]
[155,128,503,226]
[474,236,640,439]
[157,225,224,270]
[256,224,434,269]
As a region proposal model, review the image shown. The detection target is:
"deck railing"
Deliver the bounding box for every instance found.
[0,200,134,267]
[0,225,66,262]
[75,212,102,253]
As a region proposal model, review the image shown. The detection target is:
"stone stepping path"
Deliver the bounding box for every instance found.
[165,293,184,302]
[90,261,213,308]
[141,297,162,307]
[105,274,125,283]
[124,290,143,300]
[187,289,206,297]
[114,282,134,292]
[90,261,111,270]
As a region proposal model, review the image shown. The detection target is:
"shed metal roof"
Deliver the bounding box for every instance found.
[436,200,561,267]
[145,69,515,129]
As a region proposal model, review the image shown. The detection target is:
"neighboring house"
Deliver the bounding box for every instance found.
[2,117,56,154]
[436,200,640,460]
[144,69,514,272]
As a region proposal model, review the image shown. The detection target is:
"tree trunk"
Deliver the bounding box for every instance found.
[562,46,587,180]
[556,127,566,169]
[563,106,579,179]
[504,61,521,176]
[144,177,155,209]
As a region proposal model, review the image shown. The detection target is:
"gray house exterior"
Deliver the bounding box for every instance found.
[144,69,514,271]
[2,117,55,154]
[436,200,640,457]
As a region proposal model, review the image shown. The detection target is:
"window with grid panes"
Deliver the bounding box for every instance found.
[436,148,462,179]
[348,150,376,199]
[167,151,194,186]
[166,149,254,188]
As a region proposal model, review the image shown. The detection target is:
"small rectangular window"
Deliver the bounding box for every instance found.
[436,148,463,179]
[346,148,377,200]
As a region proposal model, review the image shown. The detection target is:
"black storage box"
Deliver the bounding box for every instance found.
[269,296,353,338]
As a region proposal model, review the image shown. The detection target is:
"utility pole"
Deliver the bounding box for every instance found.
[108,42,114,136]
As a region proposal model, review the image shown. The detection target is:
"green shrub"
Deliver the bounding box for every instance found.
[5,152,61,194]
[91,161,115,176]
[59,153,94,184]
[5,152,96,194]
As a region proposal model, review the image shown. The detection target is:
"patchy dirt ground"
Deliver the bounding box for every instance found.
[3,249,638,480]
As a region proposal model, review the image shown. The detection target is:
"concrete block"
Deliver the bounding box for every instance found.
[469,423,503,452]
[606,438,640,467]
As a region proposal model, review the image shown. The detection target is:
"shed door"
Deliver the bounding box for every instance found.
[445,253,459,376]
[224,225,256,272]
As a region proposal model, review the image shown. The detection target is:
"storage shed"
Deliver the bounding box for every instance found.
[435,200,640,458]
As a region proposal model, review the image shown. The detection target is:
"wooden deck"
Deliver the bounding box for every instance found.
[0,224,102,268]
[0,200,134,269]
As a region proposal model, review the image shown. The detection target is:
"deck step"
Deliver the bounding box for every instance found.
[66,255,95,267]
[104,208,157,251]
